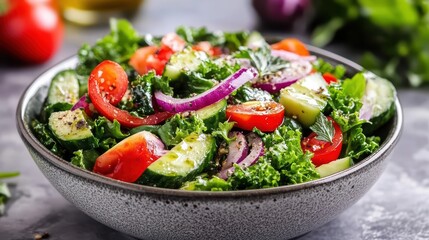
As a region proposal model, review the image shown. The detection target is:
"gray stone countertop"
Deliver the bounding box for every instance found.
[1,0,428,239]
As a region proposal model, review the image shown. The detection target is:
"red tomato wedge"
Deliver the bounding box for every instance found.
[192,41,222,56]
[301,118,343,167]
[322,73,338,84]
[88,60,173,128]
[129,46,164,75]
[130,33,186,75]
[226,101,285,132]
[93,131,165,182]
[271,38,310,56]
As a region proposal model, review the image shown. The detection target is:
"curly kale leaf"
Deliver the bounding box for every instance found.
[312,58,346,79]
[76,19,141,77]
[345,127,380,160]
[328,73,380,161]
[175,26,260,52]
[119,72,159,116]
[157,114,206,147]
[92,116,129,140]
[229,84,273,104]
[30,119,66,157]
[71,149,99,171]
[257,125,320,184]
[197,58,241,81]
[211,121,235,143]
[328,85,366,133]
[181,175,231,191]
[228,159,281,190]
[169,52,240,98]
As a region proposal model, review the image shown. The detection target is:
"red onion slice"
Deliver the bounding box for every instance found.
[71,94,89,111]
[253,60,312,93]
[221,132,248,171]
[154,68,258,113]
[218,133,264,180]
[272,49,317,62]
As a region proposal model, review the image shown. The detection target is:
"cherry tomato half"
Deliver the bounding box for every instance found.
[192,41,222,57]
[88,60,173,128]
[226,101,285,132]
[271,38,310,56]
[93,131,165,182]
[0,0,63,63]
[322,73,338,84]
[130,46,166,75]
[130,33,186,75]
[301,117,343,167]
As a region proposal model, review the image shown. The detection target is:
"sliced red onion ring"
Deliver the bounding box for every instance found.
[154,68,258,113]
[71,94,89,111]
[253,60,312,93]
[221,132,248,171]
[218,133,264,180]
[272,49,317,62]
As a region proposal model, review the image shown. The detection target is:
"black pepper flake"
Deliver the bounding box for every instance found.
[75,120,86,129]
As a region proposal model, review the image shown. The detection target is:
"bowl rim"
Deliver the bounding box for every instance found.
[16,45,403,198]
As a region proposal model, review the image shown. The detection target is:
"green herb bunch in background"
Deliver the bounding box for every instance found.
[0,172,19,216]
[311,0,429,86]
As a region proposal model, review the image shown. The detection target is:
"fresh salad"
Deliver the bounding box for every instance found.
[31,19,396,191]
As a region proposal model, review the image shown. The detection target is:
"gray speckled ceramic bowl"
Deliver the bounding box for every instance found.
[17,46,403,240]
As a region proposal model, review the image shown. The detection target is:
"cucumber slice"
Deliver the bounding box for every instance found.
[163,48,209,80]
[138,133,216,188]
[48,109,97,151]
[194,99,227,131]
[47,70,80,105]
[279,73,328,127]
[360,72,396,134]
[316,157,352,178]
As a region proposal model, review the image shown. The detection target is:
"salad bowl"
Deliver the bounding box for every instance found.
[17,45,403,240]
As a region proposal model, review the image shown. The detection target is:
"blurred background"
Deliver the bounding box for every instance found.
[1,0,429,239]
[1,0,428,87]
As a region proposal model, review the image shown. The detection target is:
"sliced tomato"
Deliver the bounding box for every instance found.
[226,101,285,132]
[93,131,165,182]
[88,60,173,128]
[301,118,343,167]
[88,60,128,105]
[192,41,222,56]
[322,73,338,84]
[271,38,310,56]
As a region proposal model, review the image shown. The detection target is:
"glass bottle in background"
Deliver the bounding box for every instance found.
[58,0,144,26]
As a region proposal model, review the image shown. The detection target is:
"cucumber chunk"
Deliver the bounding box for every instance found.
[279,73,328,127]
[138,133,216,188]
[47,70,80,105]
[163,48,209,80]
[48,109,97,151]
[194,99,227,131]
[316,157,352,178]
[360,72,396,134]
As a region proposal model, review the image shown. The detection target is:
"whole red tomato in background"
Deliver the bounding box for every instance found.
[0,0,63,64]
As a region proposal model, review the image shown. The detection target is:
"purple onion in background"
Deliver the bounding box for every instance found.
[251,0,310,29]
